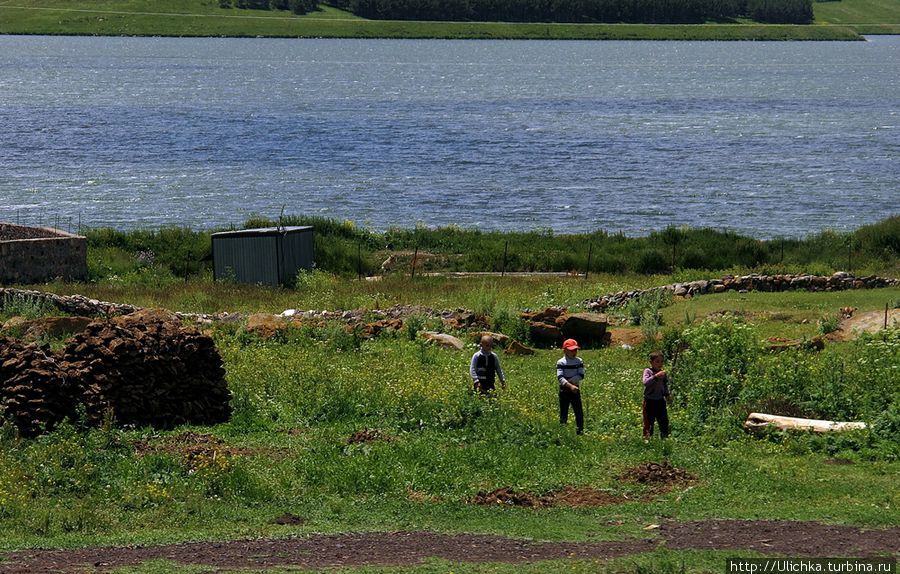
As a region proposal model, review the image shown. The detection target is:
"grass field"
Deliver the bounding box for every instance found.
[813,0,900,33]
[1,272,898,568]
[0,0,879,39]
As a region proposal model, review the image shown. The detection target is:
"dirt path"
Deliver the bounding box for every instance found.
[832,308,900,341]
[2,521,897,573]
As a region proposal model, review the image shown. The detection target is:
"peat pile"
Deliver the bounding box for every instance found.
[0,310,231,436]
[0,339,80,437]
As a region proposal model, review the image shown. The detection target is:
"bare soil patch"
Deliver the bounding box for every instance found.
[3,521,898,573]
[829,309,900,341]
[469,485,630,508]
[131,431,289,463]
[618,461,696,486]
[346,428,394,444]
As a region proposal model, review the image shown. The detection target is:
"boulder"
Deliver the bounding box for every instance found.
[558,313,608,348]
[474,331,510,346]
[420,332,465,351]
[505,340,535,356]
[528,322,563,347]
[246,313,289,339]
[16,316,93,340]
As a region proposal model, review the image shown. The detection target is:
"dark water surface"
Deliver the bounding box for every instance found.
[1,35,898,236]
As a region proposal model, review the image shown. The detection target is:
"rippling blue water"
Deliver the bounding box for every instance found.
[1,35,898,236]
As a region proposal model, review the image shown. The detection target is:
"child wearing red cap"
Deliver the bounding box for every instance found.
[557,338,586,435]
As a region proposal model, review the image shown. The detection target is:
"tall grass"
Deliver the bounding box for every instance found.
[78,214,900,285]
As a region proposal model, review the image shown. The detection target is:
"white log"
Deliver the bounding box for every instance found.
[744,412,867,433]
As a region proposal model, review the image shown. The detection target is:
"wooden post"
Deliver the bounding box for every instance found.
[847,239,852,273]
[585,243,593,280]
[411,245,418,279]
[501,241,508,277]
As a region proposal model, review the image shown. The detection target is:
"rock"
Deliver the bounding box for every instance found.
[527,322,563,347]
[420,332,465,351]
[505,340,535,355]
[475,331,509,346]
[246,313,288,339]
[558,313,608,348]
[17,316,93,340]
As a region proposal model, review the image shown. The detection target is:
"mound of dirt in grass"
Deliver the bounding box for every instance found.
[470,485,629,508]
[131,431,288,463]
[346,428,394,444]
[619,461,696,485]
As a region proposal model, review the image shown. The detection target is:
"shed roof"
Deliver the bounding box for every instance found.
[211,226,312,239]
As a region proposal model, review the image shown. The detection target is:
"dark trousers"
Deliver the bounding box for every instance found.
[642,398,669,438]
[559,388,584,434]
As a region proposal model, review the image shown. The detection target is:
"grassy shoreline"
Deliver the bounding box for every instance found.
[1,1,895,40]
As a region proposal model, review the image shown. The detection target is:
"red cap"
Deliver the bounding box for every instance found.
[562,339,580,350]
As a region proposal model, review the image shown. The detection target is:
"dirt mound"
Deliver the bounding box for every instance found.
[470,485,629,508]
[619,461,696,485]
[470,487,549,507]
[346,428,394,444]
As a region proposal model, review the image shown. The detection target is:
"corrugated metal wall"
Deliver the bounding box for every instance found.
[212,227,313,287]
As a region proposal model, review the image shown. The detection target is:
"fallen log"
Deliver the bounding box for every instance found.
[744,412,866,433]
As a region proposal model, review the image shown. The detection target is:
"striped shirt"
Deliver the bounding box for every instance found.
[556,356,585,389]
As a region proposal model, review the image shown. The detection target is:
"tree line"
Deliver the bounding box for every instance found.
[218,0,813,24]
[218,0,318,15]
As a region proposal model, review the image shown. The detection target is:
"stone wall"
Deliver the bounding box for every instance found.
[583,272,899,311]
[0,224,88,284]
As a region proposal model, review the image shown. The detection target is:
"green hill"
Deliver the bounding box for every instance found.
[1,0,895,39]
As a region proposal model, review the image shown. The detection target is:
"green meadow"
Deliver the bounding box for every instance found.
[1,231,898,573]
[1,0,895,39]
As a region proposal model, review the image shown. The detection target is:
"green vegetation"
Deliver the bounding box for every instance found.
[2,227,898,569]
[0,290,898,556]
[0,0,879,39]
[813,0,900,33]
[76,215,900,288]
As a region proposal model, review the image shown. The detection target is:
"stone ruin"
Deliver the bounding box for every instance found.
[0,309,231,437]
[0,224,87,284]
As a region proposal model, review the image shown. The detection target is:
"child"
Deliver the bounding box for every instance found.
[557,338,585,435]
[470,335,507,394]
[642,351,671,439]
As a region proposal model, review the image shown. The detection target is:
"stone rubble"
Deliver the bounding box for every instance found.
[582,273,898,312]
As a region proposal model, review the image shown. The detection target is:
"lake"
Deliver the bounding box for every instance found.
[1,35,898,237]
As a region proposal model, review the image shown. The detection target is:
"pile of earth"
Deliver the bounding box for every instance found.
[346,428,394,444]
[469,485,629,508]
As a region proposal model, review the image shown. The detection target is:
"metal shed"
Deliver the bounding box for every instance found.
[211,226,313,287]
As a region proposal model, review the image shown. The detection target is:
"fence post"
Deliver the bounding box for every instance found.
[847,238,852,273]
[585,243,593,280]
[411,245,418,279]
